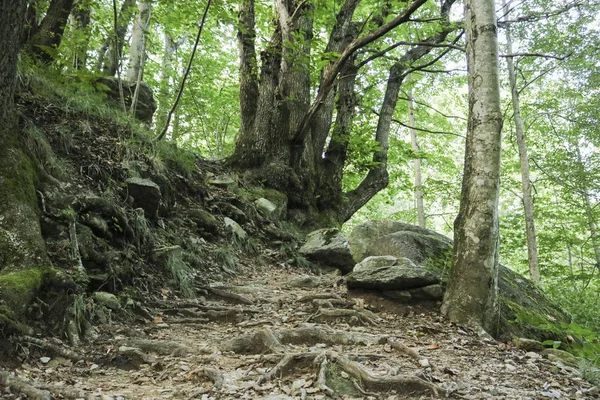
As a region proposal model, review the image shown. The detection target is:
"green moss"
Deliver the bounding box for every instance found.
[0,269,46,313]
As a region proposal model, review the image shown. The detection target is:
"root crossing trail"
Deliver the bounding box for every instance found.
[1,268,597,399]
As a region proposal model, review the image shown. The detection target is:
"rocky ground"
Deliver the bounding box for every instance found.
[1,263,598,400]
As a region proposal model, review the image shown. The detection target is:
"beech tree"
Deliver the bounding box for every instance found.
[441,0,503,334]
[230,0,460,226]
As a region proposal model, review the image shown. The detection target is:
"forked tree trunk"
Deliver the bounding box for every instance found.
[408,86,425,228]
[503,0,540,283]
[25,0,75,63]
[231,0,456,226]
[441,0,503,336]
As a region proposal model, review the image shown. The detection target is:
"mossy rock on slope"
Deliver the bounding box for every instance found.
[349,220,570,341]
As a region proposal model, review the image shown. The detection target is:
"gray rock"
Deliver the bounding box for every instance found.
[126,178,161,218]
[224,217,247,240]
[288,275,321,288]
[189,208,219,235]
[94,291,120,310]
[299,228,355,274]
[349,220,452,266]
[353,255,400,273]
[347,261,440,291]
[208,175,236,189]
[409,284,444,300]
[255,198,277,216]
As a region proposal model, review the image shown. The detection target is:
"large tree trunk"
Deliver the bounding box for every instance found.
[127,0,151,82]
[25,0,75,63]
[503,3,540,283]
[441,0,503,336]
[408,85,426,228]
[156,33,178,128]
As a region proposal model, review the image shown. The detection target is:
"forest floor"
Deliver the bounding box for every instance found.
[1,263,598,400]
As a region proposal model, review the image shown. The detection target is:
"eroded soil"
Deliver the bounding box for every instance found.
[1,266,598,399]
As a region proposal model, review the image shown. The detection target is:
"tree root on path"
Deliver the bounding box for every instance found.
[297,293,343,303]
[0,371,52,400]
[307,308,380,326]
[20,335,92,362]
[253,351,446,398]
[124,338,193,356]
[203,286,254,305]
[221,325,385,354]
[186,366,224,397]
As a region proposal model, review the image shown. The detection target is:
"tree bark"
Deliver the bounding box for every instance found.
[408,85,426,228]
[99,0,135,76]
[441,0,503,336]
[0,1,69,334]
[156,33,178,128]
[237,0,259,146]
[127,0,151,82]
[503,1,540,283]
[25,0,75,63]
[72,0,92,70]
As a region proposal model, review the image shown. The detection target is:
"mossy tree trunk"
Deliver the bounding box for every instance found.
[0,1,68,335]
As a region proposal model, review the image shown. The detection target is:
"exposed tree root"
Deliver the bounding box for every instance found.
[124,339,192,356]
[307,308,379,326]
[389,338,437,371]
[167,317,209,324]
[21,335,91,362]
[326,351,446,397]
[297,293,343,303]
[0,371,52,400]
[277,325,385,346]
[204,286,254,305]
[222,325,385,354]
[222,327,286,354]
[187,366,224,397]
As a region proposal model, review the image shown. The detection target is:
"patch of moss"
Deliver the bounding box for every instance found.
[0,268,46,314]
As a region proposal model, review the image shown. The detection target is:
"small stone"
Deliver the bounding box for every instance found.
[93,292,121,310]
[418,358,430,368]
[255,198,277,216]
[224,217,247,240]
[40,357,51,364]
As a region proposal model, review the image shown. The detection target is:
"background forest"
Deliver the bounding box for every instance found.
[17,0,600,353]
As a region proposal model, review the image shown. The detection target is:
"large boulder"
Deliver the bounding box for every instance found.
[93,78,157,123]
[348,220,570,341]
[126,177,161,218]
[349,220,452,267]
[347,256,440,290]
[299,228,355,273]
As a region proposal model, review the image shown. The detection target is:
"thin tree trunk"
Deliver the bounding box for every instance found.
[441,0,503,336]
[503,0,540,283]
[408,85,425,228]
[112,0,126,112]
[156,33,177,127]
[72,0,92,70]
[156,0,212,141]
[583,193,600,271]
[25,0,75,63]
[127,0,151,82]
[100,0,135,76]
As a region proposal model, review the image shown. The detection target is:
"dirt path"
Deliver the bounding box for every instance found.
[2,267,598,399]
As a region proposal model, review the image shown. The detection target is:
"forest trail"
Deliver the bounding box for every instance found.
[3,265,597,400]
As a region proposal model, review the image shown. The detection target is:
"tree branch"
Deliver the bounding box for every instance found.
[155,0,211,141]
